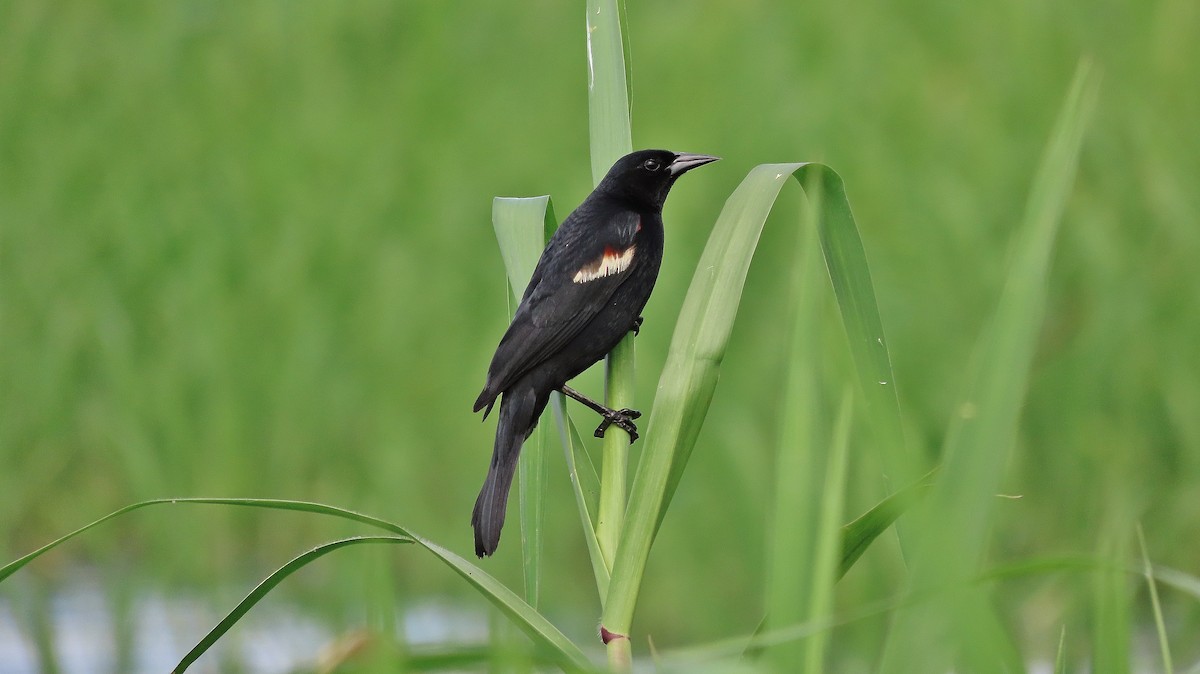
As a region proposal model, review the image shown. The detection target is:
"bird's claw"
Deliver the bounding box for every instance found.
[594,408,642,443]
[630,315,644,336]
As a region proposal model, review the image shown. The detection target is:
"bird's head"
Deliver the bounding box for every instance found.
[596,149,720,211]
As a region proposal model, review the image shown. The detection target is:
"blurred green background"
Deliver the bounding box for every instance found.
[2,0,1198,669]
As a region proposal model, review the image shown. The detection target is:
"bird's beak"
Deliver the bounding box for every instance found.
[668,153,720,176]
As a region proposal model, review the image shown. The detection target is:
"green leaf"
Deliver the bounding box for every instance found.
[878,61,1099,672]
[174,536,412,672]
[1138,525,1174,674]
[763,181,857,671]
[838,467,938,575]
[414,535,593,673]
[763,182,825,670]
[552,395,610,597]
[1054,626,1068,674]
[492,196,559,608]
[1092,525,1131,673]
[518,425,546,609]
[0,498,413,583]
[602,162,905,637]
[806,169,910,493]
[585,0,632,184]
[800,389,853,673]
[492,196,554,292]
[745,465,935,663]
[616,0,633,108]
[586,1,635,637]
[0,498,593,673]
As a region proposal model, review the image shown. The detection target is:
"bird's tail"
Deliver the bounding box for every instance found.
[471,387,537,557]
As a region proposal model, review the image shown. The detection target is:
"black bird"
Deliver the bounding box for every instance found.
[471,149,719,557]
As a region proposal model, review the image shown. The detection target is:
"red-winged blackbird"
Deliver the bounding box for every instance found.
[471,149,719,557]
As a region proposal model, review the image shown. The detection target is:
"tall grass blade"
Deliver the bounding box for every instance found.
[764,180,825,669]
[0,498,413,583]
[838,467,937,575]
[805,170,910,493]
[878,61,1099,671]
[1138,525,1174,674]
[0,498,593,672]
[173,536,412,672]
[585,0,632,183]
[1093,525,1132,673]
[1054,626,1068,674]
[552,395,610,596]
[492,196,559,609]
[602,162,903,639]
[801,389,853,674]
[586,3,636,626]
[745,466,935,662]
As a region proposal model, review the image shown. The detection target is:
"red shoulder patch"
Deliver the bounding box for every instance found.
[573,245,636,284]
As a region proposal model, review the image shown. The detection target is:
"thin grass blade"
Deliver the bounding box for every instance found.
[805,168,911,494]
[1093,525,1132,673]
[801,389,853,673]
[173,536,412,672]
[519,430,546,609]
[745,465,935,662]
[878,62,1099,671]
[602,162,904,637]
[1054,626,1068,674]
[552,395,610,596]
[0,497,413,583]
[1138,524,1174,674]
[413,535,593,672]
[838,467,937,576]
[763,182,824,669]
[0,498,593,672]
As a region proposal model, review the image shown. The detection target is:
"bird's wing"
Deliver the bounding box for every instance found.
[476,209,641,408]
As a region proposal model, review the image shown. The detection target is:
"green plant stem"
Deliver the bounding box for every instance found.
[596,339,634,572]
[606,634,632,673]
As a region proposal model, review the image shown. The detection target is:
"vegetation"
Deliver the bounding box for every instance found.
[1,0,1197,671]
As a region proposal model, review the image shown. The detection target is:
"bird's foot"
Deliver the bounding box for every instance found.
[630,315,644,336]
[594,408,642,443]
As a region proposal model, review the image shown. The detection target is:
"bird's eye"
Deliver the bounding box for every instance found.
[642,158,661,171]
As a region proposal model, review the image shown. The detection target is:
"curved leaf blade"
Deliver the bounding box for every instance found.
[602,162,906,636]
[0,497,413,583]
[1,498,593,672]
[839,467,938,575]
[173,536,412,672]
[493,195,554,293]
